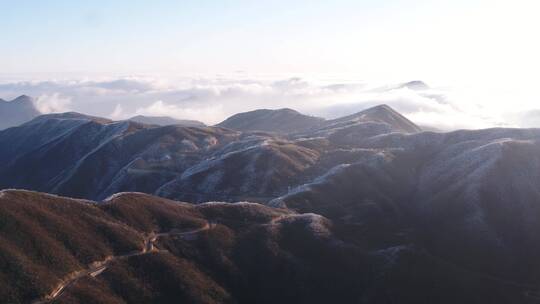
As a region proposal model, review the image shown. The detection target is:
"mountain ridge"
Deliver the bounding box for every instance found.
[2,102,540,303]
[0,104,421,201]
[129,115,206,127]
[216,108,326,133]
[1,189,534,304]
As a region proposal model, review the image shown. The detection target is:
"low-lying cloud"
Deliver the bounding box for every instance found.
[34,93,72,114]
[0,76,537,130]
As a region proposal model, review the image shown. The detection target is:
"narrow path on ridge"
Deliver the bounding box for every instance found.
[31,222,212,304]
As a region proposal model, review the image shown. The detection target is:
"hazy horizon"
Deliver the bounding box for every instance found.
[2,0,540,129]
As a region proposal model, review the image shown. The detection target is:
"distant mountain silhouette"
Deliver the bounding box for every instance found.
[0,95,40,130]
[398,80,429,90]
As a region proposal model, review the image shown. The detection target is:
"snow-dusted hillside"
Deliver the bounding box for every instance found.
[0,104,424,201]
[3,104,540,303]
[273,127,540,284]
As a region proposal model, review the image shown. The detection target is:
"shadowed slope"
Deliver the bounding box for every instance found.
[1,190,534,304]
[273,128,540,287]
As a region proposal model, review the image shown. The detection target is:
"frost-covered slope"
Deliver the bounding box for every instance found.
[302,104,422,140]
[156,134,321,202]
[3,105,540,303]
[273,128,540,284]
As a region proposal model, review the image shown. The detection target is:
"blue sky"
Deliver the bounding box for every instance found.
[2,1,409,75]
[5,0,535,83]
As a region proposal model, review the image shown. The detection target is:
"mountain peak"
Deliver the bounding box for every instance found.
[26,112,113,126]
[399,80,429,90]
[0,95,34,104]
[0,95,40,130]
[362,104,393,113]
[217,108,324,133]
[325,104,421,134]
[359,104,421,133]
[274,108,299,114]
[13,94,33,102]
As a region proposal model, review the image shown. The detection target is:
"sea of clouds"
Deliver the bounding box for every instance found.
[0,75,538,130]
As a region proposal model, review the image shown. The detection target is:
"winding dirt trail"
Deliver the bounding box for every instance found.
[32,222,211,304]
[31,215,286,304]
[267,214,291,225]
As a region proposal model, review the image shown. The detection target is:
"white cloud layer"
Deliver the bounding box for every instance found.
[34,93,72,114]
[1,76,539,130]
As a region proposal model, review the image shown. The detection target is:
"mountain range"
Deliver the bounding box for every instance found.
[1,189,535,304]
[0,104,420,202]
[2,101,540,303]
